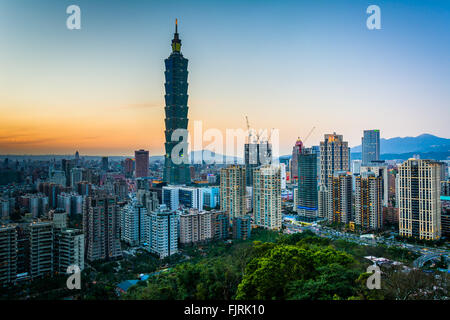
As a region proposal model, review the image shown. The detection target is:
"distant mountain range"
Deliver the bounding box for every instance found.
[351,134,450,154]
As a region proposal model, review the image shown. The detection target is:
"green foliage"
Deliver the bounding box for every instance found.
[235,244,355,300]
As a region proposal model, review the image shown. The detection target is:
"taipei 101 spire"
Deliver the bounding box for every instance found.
[163,19,191,185]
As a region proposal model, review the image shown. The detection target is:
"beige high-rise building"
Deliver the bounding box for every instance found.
[252,165,282,230]
[320,133,349,187]
[398,159,442,240]
[179,209,213,245]
[319,133,349,219]
[220,165,246,222]
[355,172,383,230]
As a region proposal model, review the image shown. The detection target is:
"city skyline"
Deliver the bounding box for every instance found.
[1,0,449,156]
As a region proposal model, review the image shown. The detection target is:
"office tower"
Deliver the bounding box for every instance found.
[54,229,84,273]
[253,165,282,230]
[319,133,349,219]
[360,162,389,207]
[70,167,84,188]
[148,205,178,258]
[0,225,17,286]
[202,187,219,209]
[83,196,122,262]
[124,158,134,178]
[329,171,352,224]
[135,149,149,178]
[244,141,272,186]
[179,209,213,245]
[355,172,383,230]
[290,138,303,182]
[101,157,109,171]
[211,211,229,240]
[121,198,148,246]
[28,222,54,279]
[179,187,203,209]
[232,215,251,240]
[362,130,380,165]
[162,185,180,210]
[51,209,68,229]
[163,21,191,185]
[297,149,319,222]
[398,159,442,240]
[220,165,246,222]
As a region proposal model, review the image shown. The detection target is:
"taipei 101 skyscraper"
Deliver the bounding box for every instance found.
[163,20,191,185]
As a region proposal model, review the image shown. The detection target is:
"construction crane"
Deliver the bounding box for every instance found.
[303,126,316,144]
[245,116,253,144]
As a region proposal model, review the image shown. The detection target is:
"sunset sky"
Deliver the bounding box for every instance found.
[0,0,449,156]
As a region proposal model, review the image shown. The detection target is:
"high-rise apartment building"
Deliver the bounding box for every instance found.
[163,21,191,185]
[135,149,149,178]
[83,196,122,262]
[232,215,251,240]
[148,205,178,258]
[0,225,17,286]
[360,162,389,207]
[28,222,54,279]
[220,165,246,222]
[121,198,148,246]
[253,165,282,230]
[211,211,229,240]
[179,209,213,245]
[319,133,349,220]
[320,133,350,187]
[329,171,352,224]
[136,189,159,213]
[57,192,82,216]
[54,228,84,273]
[355,171,383,230]
[398,159,442,240]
